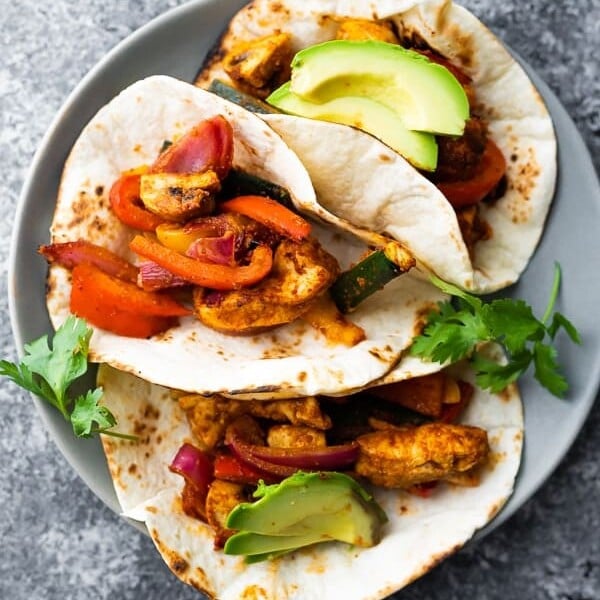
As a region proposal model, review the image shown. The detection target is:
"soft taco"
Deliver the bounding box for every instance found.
[42,74,446,397]
[196,0,557,293]
[98,354,522,599]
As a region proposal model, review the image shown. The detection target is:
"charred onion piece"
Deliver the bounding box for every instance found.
[150,115,234,179]
[226,420,359,477]
[169,443,214,494]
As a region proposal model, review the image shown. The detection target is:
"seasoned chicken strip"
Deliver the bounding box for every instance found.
[267,425,327,449]
[194,237,339,334]
[223,33,293,98]
[205,480,247,548]
[355,423,489,488]
[336,19,399,44]
[180,394,331,450]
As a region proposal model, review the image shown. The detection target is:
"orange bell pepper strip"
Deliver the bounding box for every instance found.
[220,195,311,241]
[109,171,165,231]
[70,264,181,338]
[436,139,507,208]
[71,262,191,317]
[39,240,139,283]
[129,235,273,290]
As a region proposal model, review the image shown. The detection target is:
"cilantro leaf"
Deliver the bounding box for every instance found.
[71,388,116,437]
[548,312,581,343]
[410,264,580,397]
[472,351,531,393]
[481,299,545,353]
[533,342,568,398]
[1,317,132,440]
[20,316,91,415]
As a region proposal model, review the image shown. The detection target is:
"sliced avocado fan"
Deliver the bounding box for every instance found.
[224,471,388,563]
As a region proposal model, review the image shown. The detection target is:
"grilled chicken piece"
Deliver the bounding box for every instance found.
[140,171,220,222]
[247,396,332,430]
[179,394,239,451]
[355,423,489,488]
[194,237,340,334]
[205,479,247,548]
[267,425,327,449]
[336,19,399,44]
[302,293,366,347]
[179,394,332,450]
[223,33,293,98]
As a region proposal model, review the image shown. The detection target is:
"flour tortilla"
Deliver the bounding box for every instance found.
[197,0,557,293]
[98,357,522,599]
[47,75,446,397]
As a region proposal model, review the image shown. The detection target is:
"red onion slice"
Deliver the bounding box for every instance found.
[138,261,191,291]
[186,231,236,266]
[169,443,214,494]
[151,115,233,179]
[226,428,359,478]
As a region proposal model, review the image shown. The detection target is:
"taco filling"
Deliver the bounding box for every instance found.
[41,114,352,338]
[196,0,556,293]
[169,369,489,553]
[203,24,505,256]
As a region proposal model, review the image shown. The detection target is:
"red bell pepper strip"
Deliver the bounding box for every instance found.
[220,195,311,242]
[151,115,234,180]
[129,235,273,290]
[109,171,165,232]
[70,265,178,338]
[437,139,507,208]
[39,240,138,283]
[214,453,278,485]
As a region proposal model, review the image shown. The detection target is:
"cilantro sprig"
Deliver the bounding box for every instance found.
[1,316,135,439]
[410,264,581,396]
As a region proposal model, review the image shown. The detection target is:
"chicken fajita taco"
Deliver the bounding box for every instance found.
[196,0,557,293]
[97,354,522,599]
[42,74,447,397]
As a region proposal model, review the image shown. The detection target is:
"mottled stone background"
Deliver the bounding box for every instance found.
[1,1,599,599]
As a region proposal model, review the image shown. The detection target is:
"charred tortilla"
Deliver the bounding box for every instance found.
[98,359,523,599]
[46,75,444,396]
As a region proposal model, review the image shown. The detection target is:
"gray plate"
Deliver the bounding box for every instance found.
[8,0,600,555]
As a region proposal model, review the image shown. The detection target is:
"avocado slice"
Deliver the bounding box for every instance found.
[290,40,469,136]
[267,82,438,171]
[224,530,331,558]
[224,472,387,560]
